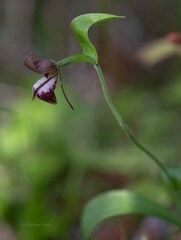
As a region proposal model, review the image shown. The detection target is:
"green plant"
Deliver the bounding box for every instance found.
[25,13,181,239]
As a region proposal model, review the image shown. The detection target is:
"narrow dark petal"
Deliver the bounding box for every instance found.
[24,52,37,72]
[59,73,74,110]
[60,83,74,110]
[34,60,58,75]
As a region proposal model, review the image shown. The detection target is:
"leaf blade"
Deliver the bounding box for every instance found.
[71,13,124,64]
[81,190,181,239]
[57,54,96,67]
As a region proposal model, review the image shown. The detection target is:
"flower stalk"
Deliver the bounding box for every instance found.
[94,64,181,211]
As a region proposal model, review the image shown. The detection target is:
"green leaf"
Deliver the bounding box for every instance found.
[168,167,181,182]
[166,167,181,191]
[81,190,181,239]
[57,54,96,67]
[71,13,124,64]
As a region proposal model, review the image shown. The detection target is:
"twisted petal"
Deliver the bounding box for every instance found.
[32,77,57,104]
[24,52,37,72]
[34,60,58,75]
[24,52,59,77]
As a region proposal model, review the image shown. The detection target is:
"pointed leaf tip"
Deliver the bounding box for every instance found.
[71,13,125,64]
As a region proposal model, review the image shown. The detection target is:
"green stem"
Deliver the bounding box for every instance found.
[94,64,180,209]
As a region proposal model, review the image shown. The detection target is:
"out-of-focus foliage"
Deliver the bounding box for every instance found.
[0,72,181,239]
[81,190,181,239]
[137,39,181,67]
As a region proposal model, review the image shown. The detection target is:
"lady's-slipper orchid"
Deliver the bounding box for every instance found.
[24,52,74,109]
[24,52,59,104]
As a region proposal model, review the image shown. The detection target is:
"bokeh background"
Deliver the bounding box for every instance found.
[0,0,181,239]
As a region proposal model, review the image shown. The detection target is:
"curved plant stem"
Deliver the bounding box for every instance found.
[94,64,180,209]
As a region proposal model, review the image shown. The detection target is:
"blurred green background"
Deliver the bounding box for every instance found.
[0,0,181,239]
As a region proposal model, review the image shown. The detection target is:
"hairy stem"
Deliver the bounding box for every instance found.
[94,64,180,209]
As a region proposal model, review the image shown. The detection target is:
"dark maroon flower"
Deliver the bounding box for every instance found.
[24,52,74,109]
[24,52,59,104]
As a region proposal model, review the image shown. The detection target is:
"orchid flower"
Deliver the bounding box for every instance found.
[24,52,74,109]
